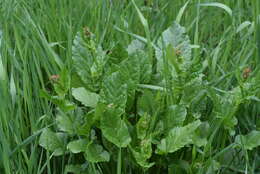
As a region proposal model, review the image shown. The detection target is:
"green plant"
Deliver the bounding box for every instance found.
[1,0,260,174]
[39,19,260,173]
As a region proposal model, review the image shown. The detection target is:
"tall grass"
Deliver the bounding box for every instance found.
[0,0,259,173]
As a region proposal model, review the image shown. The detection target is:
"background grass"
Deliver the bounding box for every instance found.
[0,0,259,173]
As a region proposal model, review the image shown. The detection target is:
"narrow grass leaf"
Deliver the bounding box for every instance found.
[199,2,232,17]
[236,21,252,33]
[176,0,191,24]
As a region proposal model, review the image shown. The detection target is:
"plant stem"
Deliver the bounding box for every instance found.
[117,148,122,174]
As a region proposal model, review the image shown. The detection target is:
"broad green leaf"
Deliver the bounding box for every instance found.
[181,75,206,106]
[235,130,260,150]
[151,120,164,144]
[120,53,140,84]
[39,128,64,156]
[58,100,76,113]
[72,33,107,92]
[165,44,181,74]
[71,72,86,88]
[120,54,140,109]
[130,138,154,168]
[122,47,153,108]
[90,46,107,79]
[67,139,88,153]
[72,33,95,91]
[136,113,150,139]
[56,113,74,134]
[137,90,159,116]
[136,51,152,84]
[100,72,127,111]
[156,120,201,154]
[192,134,208,147]
[56,108,85,135]
[212,87,242,135]
[191,122,209,147]
[126,40,152,82]
[85,142,110,163]
[156,22,192,72]
[65,165,82,174]
[165,105,187,131]
[77,110,97,135]
[101,106,131,147]
[205,160,221,174]
[72,87,99,108]
[53,69,70,97]
[127,39,144,55]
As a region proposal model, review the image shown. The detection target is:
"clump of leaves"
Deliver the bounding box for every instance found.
[39,22,260,173]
